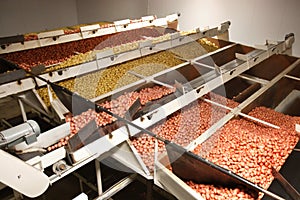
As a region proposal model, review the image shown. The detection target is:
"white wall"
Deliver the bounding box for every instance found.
[1,0,299,56]
[76,0,148,24]
[0,0,78,37]
[0,0,148,37]
[148,0,300,57]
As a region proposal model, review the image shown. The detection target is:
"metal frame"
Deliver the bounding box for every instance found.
[0,21,231,101]
[0,14,177,54]
[0,16,297,199]
[154,59,300,200]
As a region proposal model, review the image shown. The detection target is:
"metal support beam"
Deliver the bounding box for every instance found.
[73,172,98,192]
[95,174,136,200]
[95,160,103,196]
[18,99,27,122]
[285,74,300,82]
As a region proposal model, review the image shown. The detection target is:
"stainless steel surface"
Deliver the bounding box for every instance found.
[275,90,300,116]
[271,167,300,200]
[240,58,300,113]
[155,162,202,200]
[110,142,151,178]
[195,44,255,67]
[244,54,298,81]
[212,76,262,103]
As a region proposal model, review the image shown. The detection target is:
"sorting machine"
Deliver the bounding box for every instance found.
[0,13,299,200]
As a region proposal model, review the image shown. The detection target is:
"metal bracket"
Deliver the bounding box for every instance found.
[285,33,295,50]
[218,21,231,33]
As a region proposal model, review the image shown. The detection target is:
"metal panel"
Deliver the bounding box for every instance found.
[155,162,203,200]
